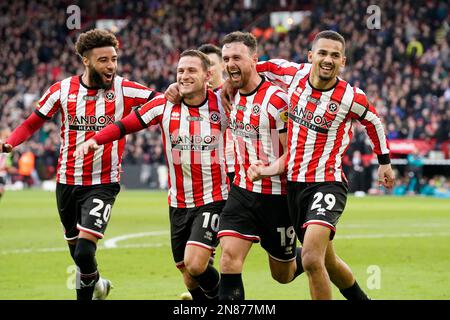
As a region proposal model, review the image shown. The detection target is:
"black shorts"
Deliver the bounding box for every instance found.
[226,172,235,186]
[218,185,296,262]
[56,182,121,240]
[287,181,348,242]
[170,201,226,268]
[0,176,5,187]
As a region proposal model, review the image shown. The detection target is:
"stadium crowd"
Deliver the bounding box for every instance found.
[0,0,449,193]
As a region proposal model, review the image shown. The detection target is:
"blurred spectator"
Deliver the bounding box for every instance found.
[17,150,35,188]
[406,148,425,194]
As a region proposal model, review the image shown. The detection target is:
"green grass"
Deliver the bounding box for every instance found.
[0,190,449,300]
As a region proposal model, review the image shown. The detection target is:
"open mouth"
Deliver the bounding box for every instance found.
[320,65,333,72]
[103,72,114,82]
[228,68,241,81]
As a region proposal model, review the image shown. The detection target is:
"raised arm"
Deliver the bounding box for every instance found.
[76,96,166,158]
[256,59,302,90]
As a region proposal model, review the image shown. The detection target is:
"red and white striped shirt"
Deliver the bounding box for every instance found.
[136,90,228,208]
[257,60,390,183]
[230,78,288,194]
[224,128,235,175]
[36,75,156,185]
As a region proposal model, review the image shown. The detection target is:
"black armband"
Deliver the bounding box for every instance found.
[114,121,126,138]
[377,154,391,165]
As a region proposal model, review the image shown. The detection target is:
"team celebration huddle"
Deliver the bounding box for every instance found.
[0,28,394,300]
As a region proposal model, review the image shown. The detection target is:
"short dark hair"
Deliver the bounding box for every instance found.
[75,29,119,57]
[221,31,257,54]
[312,30,346,53]
[198,44,222,59]
[179,49,211,71]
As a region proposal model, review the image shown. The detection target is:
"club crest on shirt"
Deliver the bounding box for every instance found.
[209,111,221,124]
[326,101,340,115]
[279,110,288,123]
[104,90,116,102]
[252,104,261,115]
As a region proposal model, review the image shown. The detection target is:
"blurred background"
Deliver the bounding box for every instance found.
[0,0,449,197]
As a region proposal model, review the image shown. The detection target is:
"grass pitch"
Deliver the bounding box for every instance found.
[0,189,449,300]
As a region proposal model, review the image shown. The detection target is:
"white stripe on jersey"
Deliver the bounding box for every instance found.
[39,90,60,115]
[200,107,215,205]
[92,89,106,185]
[122,85,150,99]
[334,120,352,180]
[287,83,311,181]
[315,84,353,180]
[74,85,88,185]
[179,105,194,206]
[58,77,73,184]
[110,76,125,182]
[160,103,178,208]
[231,83,285,194]
[363,110,390,154]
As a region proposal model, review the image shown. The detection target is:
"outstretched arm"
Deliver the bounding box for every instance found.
[256,59,302,90]
[75,110,146,158]
[1,111,47,153]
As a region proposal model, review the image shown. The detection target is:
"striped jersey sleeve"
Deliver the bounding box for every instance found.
[256,59,302,90]
[36,82,62,118]
[122,79,159,112]
[136,96,167,127]
[349,87,390,160]
[267,90,289,132]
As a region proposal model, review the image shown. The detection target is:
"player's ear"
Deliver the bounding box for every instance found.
[205,69,212,83]
[82,55,90,68]
[252,52,258,64]
[341,55,347,68]
[307,50,313,63]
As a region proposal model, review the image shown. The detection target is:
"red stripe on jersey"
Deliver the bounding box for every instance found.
[233,95,247,189]
[325,112,352,182]
[37,82,61,118]
[56,97,66,181]
[306,81,347,181]
[208,91,224,202]
[170,104,185,207]
[268,91,288,191]
[65,77,81,185]
[289,74,312,182]
[189,107,204,206]
[81,89,98,185]
[100,95,116,184]
[251,83,272,194]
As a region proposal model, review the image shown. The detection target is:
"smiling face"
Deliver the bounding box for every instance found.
[308,38,346,85]
[176,55,210,100]
[83,46,118,89]
[222,42,257,91]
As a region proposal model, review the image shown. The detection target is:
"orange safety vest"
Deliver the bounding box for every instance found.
[18,151,35,176]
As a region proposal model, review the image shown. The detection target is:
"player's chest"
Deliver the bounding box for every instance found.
[229,99,269,137]
[61,88,122,116]
[61,88,123,131]
[287,85,347,133]
[163,105,223,150]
